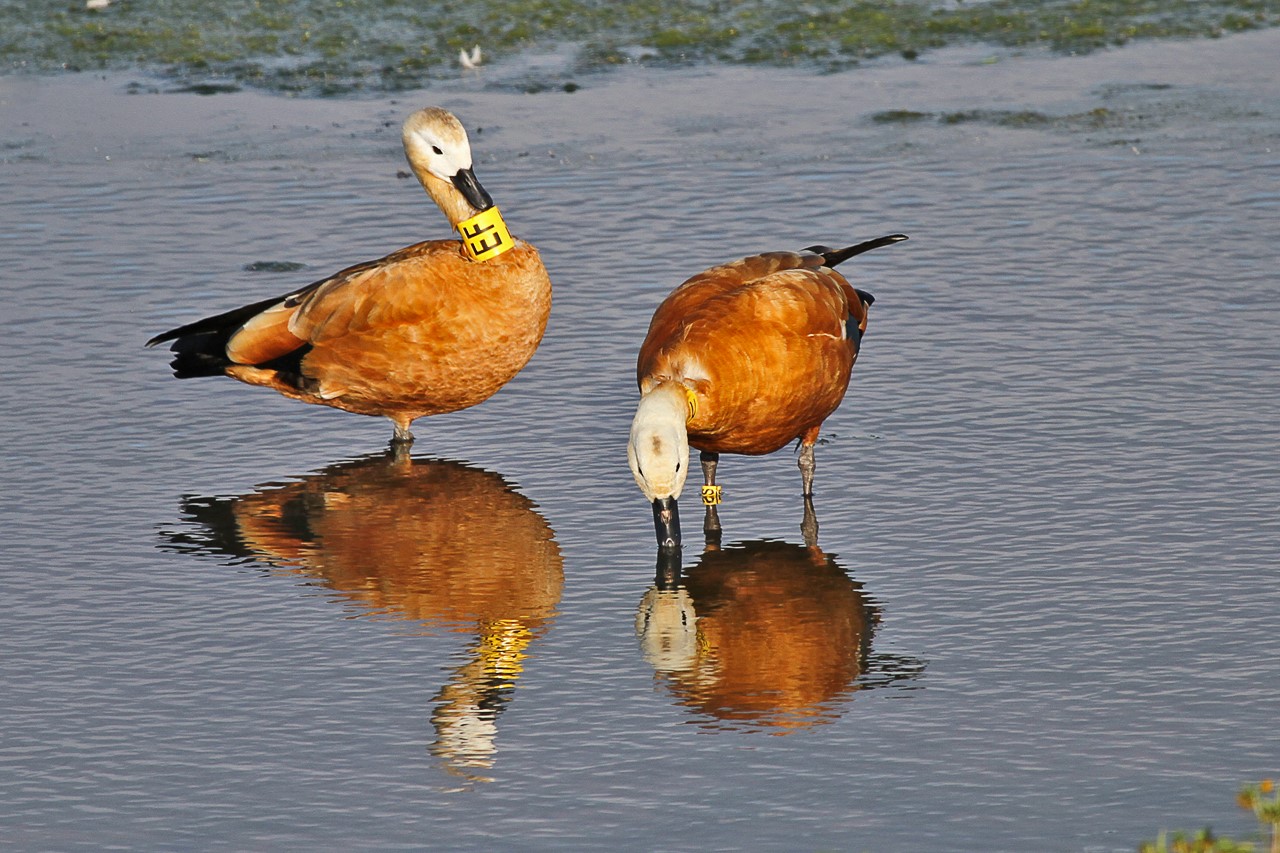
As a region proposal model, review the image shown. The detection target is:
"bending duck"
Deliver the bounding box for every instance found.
[147,107,552,445]
[628,234,907,549]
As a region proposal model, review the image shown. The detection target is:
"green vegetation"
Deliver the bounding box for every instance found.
[1138,780,1280,853]
[0,0,1276,95]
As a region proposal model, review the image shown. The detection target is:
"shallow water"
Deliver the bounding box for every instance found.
[3,32,1280,852]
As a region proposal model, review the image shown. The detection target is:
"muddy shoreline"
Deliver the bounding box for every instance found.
[3,28,1277,172]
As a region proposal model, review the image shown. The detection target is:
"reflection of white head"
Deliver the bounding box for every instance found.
[636,587,699,672]
[432,702,498,770]
[627,383,691,502]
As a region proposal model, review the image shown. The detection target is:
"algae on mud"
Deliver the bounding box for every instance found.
[0,0,1277,95]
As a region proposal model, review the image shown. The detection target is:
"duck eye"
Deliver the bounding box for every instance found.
[432,145,443,155]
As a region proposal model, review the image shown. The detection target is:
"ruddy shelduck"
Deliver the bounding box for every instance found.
[628,234,907,549]
[148,107,552,445]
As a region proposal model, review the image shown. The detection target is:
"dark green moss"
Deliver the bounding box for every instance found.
[906,104,1162,134]
[870,109,934,124]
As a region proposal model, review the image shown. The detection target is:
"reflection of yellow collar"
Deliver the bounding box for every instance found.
[478,618,533,684]
[684,386,698,422]
[458,206,514,262]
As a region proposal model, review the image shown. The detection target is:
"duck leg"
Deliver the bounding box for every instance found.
[390,415,415,451]
[700,450,721,543]
[798,426,821,497]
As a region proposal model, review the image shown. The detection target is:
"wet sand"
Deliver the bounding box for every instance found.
[4,28,1277,168]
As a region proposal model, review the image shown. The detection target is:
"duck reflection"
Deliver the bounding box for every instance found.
[637,527,917,732]
[161,452,563,781]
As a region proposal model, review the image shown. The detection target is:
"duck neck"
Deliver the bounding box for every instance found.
[639,382,694,432]
[417,170,481,230]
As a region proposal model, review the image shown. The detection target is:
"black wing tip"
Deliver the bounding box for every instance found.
[804,233,909,268]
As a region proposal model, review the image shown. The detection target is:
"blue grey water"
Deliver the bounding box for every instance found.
[2,34,1278,852]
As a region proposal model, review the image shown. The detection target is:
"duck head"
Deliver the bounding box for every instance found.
[401,107,494,225]
[628,382,691,550]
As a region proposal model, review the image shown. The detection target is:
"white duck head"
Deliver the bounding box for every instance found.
[628,382,692,549]
[401,107,493,225]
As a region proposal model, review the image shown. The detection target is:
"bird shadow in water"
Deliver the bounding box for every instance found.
[638,502,925,733]
[156,450,564,785]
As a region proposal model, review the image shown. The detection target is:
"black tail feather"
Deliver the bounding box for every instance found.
[147,294,292,379]
[168,335,235,378]
[803,234,908,268]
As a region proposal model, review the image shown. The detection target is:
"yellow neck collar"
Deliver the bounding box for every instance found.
[458,206,514,262]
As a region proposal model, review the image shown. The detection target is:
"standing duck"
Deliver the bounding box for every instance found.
[147,107,552,446]
[628,234,906,549]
